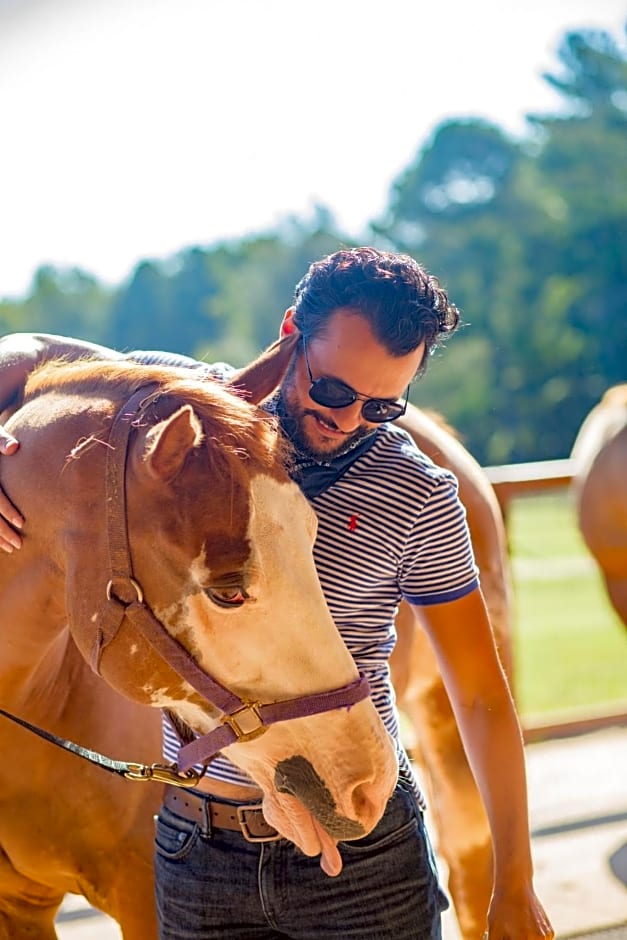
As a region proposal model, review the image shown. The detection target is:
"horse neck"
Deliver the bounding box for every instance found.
[0,395,112,702]
[0,624,78,718]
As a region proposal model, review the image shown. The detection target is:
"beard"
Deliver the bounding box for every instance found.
[277,366,374,463]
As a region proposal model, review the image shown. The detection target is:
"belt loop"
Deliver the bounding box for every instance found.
[200,792,212,838]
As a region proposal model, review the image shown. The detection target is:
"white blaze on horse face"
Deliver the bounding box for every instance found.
[206,474,395,829]
[196,473,359,697]
[149,474,359,718]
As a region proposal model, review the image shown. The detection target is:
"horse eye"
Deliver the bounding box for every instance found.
[205,587,248,608]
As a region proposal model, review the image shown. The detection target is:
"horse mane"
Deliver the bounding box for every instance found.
[24,357,291,475]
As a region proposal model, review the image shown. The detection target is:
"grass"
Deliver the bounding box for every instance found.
[507,492,627,720]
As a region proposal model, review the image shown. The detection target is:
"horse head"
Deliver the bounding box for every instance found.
[4,356,397,874]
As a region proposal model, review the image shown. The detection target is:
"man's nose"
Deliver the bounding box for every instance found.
[331,402,363,433]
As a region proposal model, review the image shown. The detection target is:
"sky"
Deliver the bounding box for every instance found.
[1,0,625,301]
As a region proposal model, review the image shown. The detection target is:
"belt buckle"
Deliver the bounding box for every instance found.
[236,804,281,843]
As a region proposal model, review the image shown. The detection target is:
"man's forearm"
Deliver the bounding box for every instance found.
[417,590,536,884]
[453,690,534,883]
[0,332,122,412]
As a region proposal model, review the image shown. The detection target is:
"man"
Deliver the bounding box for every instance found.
[0,248,553,939]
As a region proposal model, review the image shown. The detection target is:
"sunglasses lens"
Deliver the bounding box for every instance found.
[362,400,405,423]
[309,378,356,409]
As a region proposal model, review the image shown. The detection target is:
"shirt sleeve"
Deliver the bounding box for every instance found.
[399,476,479,606]
[126,350,236,382]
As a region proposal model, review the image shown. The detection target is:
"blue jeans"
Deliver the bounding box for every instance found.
[154,777,449,939]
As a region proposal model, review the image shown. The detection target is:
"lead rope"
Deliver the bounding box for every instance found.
[0,705,200,787]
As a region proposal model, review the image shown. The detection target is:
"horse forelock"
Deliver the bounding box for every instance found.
[24,358,289,477]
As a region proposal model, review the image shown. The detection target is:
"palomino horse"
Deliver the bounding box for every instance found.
[0,356,398,939]
[392,407,513,940]
[571,384,627,629]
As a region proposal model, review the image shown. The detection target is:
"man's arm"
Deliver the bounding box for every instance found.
[0,332,124,550]
[413,588,553,939]
[0,332,123,416]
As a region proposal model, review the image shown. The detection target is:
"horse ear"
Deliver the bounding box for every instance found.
[143,404,203,482]
[227,333,299,405]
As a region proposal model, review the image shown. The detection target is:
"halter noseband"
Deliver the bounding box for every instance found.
[92,386,371,771]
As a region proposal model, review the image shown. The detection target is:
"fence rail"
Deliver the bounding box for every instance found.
[484,457,575,518]
[482,457,627,740]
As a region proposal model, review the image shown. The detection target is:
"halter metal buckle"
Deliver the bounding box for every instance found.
[124,762,201,788]
[222,702,266,742]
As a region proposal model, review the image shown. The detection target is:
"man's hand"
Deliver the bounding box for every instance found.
[0,427,23,552]
[0,331,125,553]
[486,883,554,938]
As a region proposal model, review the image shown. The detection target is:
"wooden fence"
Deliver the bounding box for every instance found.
[482,457,627,741]
[484,457,575,519]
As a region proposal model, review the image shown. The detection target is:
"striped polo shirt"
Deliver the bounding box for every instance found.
[129,351,479,805]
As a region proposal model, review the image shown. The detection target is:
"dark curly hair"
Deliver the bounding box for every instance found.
[292,247,460,365]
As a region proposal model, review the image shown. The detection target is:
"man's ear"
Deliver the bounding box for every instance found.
[227,331,299,405]
[280,307,299,338]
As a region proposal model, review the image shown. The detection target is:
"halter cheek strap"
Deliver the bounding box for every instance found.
[97,387,372,770]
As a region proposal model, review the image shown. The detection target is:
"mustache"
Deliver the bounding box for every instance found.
[303,409,349,434]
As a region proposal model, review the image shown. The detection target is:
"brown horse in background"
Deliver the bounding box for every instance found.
[0,356,398,939]
[571,384,627,629]
[392,407,513,940]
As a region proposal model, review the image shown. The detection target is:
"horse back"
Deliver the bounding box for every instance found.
[396,404,512,665]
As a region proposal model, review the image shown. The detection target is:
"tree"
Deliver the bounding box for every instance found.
[21,266,112,342]
[372,27,627,463]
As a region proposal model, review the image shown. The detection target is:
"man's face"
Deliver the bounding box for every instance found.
[280,309,425,461]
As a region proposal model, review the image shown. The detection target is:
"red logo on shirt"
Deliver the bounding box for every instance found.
[348,514,359,531]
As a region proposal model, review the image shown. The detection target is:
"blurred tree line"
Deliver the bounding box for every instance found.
[1,28,625,466]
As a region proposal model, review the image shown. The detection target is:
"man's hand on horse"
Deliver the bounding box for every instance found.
[0,426,23,552]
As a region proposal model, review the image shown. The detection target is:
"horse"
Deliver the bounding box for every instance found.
[55,399,511,940]
[0,353,398,940]
[571,384,627,629]
[392,407,513,940]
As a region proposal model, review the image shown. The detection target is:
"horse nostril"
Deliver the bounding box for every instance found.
[349,779,384,830]
[351,785,369,815]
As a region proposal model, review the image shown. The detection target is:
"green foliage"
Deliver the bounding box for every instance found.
[376,26,627,463]
[1,26,625,465]
[0,266,113,343]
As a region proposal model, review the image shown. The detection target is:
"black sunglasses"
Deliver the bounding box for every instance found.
[302,336,409,424]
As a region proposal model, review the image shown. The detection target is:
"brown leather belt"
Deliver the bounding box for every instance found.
[163,785,281,843]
